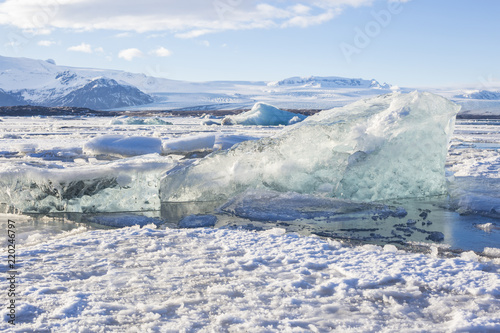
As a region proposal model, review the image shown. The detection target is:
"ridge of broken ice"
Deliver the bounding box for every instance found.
[161,91,460,202]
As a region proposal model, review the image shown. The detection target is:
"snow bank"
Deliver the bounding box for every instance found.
[4,226,498,332]
[222,102,306,126]
[161,92,460,202]
[84,135,162,157]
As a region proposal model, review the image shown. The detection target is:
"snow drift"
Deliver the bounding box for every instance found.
[161,91,460,202]
[221,102,306,126]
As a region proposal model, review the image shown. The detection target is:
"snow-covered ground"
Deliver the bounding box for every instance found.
[1,221,499,332]
[0,92,499,331]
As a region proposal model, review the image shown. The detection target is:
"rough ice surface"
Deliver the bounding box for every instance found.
[222,102,307,126]
[84,135,162,157]
[3,225,499,332]
[161,92,460,202]
[0,154,174,214]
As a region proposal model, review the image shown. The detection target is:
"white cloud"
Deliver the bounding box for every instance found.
[114,32,132,38]
[0,0,381,37]
[67,42,92,53]
[151,47,172,57]
[281,8,341,28]
[118,48,144,61]
[38,40,56,47]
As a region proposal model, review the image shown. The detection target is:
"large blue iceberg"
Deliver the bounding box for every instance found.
[161,91,460,202]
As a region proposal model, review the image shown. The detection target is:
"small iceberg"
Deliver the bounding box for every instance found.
[161,91,460,202]
[221,102,307,126]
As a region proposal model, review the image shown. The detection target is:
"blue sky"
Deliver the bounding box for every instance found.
[0,0,499,87]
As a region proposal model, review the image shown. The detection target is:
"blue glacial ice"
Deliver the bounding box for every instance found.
[161,91,460,202]
[221,102,307,126]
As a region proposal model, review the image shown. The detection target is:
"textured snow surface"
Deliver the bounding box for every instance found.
[1,225,498,332]
[162,91,460,202]
[222,102,306,126]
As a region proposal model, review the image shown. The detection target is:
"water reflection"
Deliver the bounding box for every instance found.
[3,195,498,254]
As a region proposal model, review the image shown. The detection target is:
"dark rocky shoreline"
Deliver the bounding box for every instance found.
[0,105,321,118]
[1,104,497,119]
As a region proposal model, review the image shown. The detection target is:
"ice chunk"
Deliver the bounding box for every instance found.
[0,154,175,214]
[84,135,162,157]
[161,92,460,202]
[201,119,221,126]
[162,134,216,154]
[475,223,498,232]
[222,102,306,126]
[218,189,406,222]
[110,116,172,125]
[483,247,500,257]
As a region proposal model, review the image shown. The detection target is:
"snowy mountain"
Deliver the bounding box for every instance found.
[455,90,500,100]
[0,88,24,106]
[48,78,154,109]
[5,54,500,115]
[0,55,400,111]
[0,55,155,109]
[267,76,390,89]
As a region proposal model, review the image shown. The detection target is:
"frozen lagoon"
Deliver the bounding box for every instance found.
[0,93,498,252]
[0,93,499,331]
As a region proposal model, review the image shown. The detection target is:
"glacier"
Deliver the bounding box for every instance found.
[161,91,460,202]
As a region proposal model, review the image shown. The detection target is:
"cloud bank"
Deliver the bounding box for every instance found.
[0,0,381,37]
